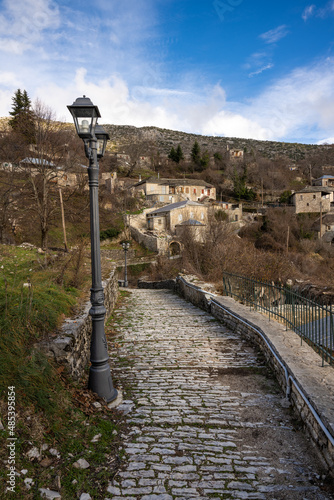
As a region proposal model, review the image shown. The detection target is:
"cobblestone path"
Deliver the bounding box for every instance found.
[107,289,332,500]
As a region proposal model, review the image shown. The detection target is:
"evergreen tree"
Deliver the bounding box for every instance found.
[214,152,223,163]
[168,144,184,163]
[168,146,178,162]
[191,140,201,165]
[9,89,35,143]
[176,144,184,162]
[200,150,210,169]
[232,166,256,201]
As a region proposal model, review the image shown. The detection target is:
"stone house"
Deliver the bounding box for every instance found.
[19,157,56,177]
[226,145,244,161]
[213,201,243,222]
[313,175,334,188]
[132,177,216,203]
[312,213,334,241]
[57,171,79,188]
[175,219,206,242]
[146,200,209,234]
[291,187,334,214]
[0,162,13,171]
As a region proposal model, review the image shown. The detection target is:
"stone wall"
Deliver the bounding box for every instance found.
[130,226,169,254]
[38,267,119,381]
[138,278,176,291]
[293,191,331,214]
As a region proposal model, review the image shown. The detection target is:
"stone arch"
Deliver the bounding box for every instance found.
[169,240,182,256]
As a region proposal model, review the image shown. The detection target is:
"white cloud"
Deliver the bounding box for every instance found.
[259,25,289,44]
[317,136,334,144]
[302,1,334,20]
[0,72,21,87]
[249,63,274,78]
[0,0,60,54]
[248,58,334,140]
[302,5,316,21]
[5,57,334,143]
[202,112,271,140]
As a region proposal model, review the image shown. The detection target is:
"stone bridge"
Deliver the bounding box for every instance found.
[105,286,334,500]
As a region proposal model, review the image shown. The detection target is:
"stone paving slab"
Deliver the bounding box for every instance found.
[106,289,333,500]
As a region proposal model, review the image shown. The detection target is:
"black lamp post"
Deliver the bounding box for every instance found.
[67,96,117,402]
[121,241,130,287]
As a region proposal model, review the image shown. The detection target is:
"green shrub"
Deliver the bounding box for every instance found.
[100,227,121,241]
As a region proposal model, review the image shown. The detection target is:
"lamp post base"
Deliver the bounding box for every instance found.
[88,365,118,403]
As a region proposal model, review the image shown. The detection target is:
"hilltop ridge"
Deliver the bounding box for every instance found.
[103,123,327,161]
[0,115,330,162]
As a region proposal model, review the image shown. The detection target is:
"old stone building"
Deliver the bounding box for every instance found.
[213,201,243,222]
[175,219,206,242]
[312,213,334,242]
[291,186,333,214]
[226,144,244,161]
[313,175,334,188]
[132,177,216,204]
[146,200,209,234]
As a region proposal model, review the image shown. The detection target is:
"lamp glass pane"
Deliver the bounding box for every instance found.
[97,139,104,157]
[77,117,91,135]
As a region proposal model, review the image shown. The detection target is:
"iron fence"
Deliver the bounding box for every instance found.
[221,272,334,366]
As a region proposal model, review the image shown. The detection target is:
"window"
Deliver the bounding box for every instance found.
[185,187,189,194]
[200,212,204,220]
[300,195,303,200]
[158,219,162,225]
[235,215,238,221]
[313,195,316,199]
[201,189,204,194]
[178,214,183,221]
[190,212,194,218]
[194,189,197,194]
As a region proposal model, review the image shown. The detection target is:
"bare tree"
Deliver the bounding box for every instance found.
[20,100,79,249]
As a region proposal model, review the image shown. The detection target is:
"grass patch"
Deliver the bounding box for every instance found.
[0,246,127,498]
[0,245,83,412]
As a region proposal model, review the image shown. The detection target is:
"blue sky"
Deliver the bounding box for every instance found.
[0,0,333,143]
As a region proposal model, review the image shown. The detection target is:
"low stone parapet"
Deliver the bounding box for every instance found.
[38,267,119,380]
[137,277,176,291]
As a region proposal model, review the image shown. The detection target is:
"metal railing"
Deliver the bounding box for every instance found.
[221,272,334,366]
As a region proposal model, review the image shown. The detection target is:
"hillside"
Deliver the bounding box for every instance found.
[0,115,331,162]
[103,124,329,161]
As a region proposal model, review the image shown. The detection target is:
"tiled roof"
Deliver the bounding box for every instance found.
[134,177,214,188]
[177,219,205,226]
[295,186,333,194]
[147,200,202,215]
[312,213,334,230]
[20,157,55,167]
